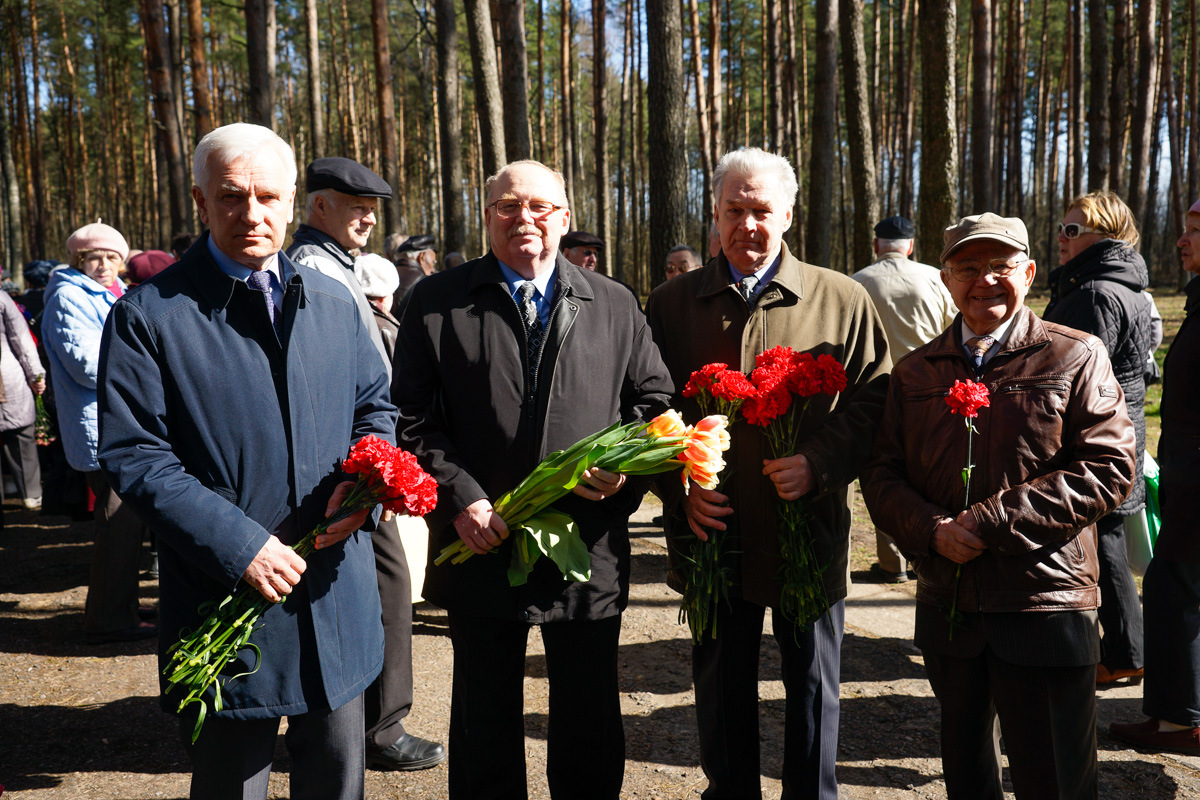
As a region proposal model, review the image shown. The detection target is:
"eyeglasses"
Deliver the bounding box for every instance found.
[489,199,565,219]
[944,258,1029,282]
[1057,222,1108,239]
[665,262,695,275]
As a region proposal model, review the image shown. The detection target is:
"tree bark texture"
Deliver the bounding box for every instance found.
[463,0,506,176]
[917,0,958,260]
[805,0,837,267]
[370,0,401,233]
[434,0,466,255]
[498,0,532,161]
[645,0,688,287]
[840,0,879,269]
[971,0,993,211]
[244,0,273,129]
[592,0,610,272]
[185,0,213,137]
[140,0,189,240]
[1086,0,1110,191]
[1128,0,1157,227]
[304,0,323,158]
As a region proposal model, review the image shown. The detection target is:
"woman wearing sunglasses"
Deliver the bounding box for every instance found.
[1045,190,1155,686]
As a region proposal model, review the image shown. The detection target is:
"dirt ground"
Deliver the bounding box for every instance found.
[2,491,1199,799]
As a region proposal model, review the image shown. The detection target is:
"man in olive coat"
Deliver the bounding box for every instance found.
[645,147,891,800]
[392,159,673,799]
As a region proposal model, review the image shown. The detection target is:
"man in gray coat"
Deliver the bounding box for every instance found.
[287,157,445,770]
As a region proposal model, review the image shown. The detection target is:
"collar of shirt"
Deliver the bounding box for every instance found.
[960,314,1017,364]
[727,249,782,299]
[207,236,288,310]
[497,259,556,329]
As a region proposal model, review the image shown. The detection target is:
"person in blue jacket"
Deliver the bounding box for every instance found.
[97,123,397,800]
[43,221,152,644]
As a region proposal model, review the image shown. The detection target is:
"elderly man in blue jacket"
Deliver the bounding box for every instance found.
[97,123,397,800]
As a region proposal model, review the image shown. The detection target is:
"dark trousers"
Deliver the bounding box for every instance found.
[447,612,624,800]
[0,423,40,499]
[1142,557,1200,727]
[692,597,844,800]
[1096,513,1144,670]
[185,692,365,800]
[923,647,1097,800]
[363,516,415,750]
[82,470,146,634]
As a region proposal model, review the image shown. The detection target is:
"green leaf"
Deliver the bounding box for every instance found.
[523,511,591,583]
[507,530,541,586]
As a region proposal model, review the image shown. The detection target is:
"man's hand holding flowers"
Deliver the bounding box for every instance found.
[453,499,512,555]
[572,466,627,501]
[932,511,987,564]
[762,453,814,501]
[682,482,734,541]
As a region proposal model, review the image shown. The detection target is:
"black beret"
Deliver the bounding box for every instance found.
[560,231,604,250]
[305,157,393,198]
[395,234,436,253]
[874,215,916,239]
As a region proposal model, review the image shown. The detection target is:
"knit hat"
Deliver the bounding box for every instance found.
[355,253,400,299]
[66,220,129,262]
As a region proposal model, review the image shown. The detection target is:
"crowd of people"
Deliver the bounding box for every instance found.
[4,118,1198,800]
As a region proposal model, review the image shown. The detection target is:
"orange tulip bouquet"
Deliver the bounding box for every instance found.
[434,410,731,587]
[164,435,437,743]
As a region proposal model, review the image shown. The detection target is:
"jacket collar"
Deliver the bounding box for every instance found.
[696,242,805,301]
[922,305,1049,361]
[182,232,309,310]
[289,223,355,269]
[466,251,596,302]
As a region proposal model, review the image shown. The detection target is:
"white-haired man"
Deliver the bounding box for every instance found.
[287,160,445,771]
[852,214,957,583]
[392,159,673,799]
[646,147,891,799]
[98,123,397,799]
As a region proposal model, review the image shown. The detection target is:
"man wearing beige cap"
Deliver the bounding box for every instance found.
[861,212,1136,799]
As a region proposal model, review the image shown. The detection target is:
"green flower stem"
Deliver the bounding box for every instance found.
[947,417,976,642]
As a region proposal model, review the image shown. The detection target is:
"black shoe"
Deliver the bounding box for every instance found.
[85,621,158,644]
[870,563,909,584]
[144,553,159,580]
[366,733,447,771]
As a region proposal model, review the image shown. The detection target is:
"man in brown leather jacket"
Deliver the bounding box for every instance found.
[861,213,1136,800]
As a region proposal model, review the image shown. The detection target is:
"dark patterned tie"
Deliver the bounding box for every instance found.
[246,270,280,335]
[964,334,996,375]
[517,282,543,392]
[737,275,759,305]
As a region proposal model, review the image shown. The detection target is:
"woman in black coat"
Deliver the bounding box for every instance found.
[1045,190,1154,685]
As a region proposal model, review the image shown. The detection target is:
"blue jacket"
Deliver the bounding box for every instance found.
[41,266,116,471]
[98,235,396,719]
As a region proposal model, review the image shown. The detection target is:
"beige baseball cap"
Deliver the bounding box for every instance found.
[940,212,1030,263]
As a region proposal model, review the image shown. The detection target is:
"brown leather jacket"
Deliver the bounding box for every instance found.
[861,306,1136,613]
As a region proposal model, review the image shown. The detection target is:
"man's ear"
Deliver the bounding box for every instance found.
[192,186,209,225]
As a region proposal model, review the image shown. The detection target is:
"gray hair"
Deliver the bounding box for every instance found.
[667,244,700,262]
[875,238,912,255]
[484,160,568,207]
[712,147,799,212]
[305,188,337,216]
[193,123,297,189]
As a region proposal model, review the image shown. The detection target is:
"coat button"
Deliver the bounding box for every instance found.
[520,611,531,621]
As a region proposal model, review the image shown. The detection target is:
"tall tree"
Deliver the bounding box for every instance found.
[497,0,532,161]
[304,0,323,157]
[244,0,272,128]
[593,0,611,272]
[1108,0,1130,193]
[916,0,958,258]
[840,0,878,269]
[970,0,993,211]
[185,0,213,137]
[435,0,465,254]
[645,0,687,286]
[140,0,190,240]
[806,0,837,266]
[687,0,713,208]
[765,0,782,149]
[1127,0,1157,227]
[1068,0,1083,197]
[560,0,576,211]
[463,0,506,175]
[370,0,401,232]
[1086,0,1110,191]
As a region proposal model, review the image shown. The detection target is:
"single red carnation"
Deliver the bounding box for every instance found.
[813,354,848,395]
[343,435,392,476]
[946,379,991,418]
[710,369,756,401]
[755,346,796,372]
[683,362,729,398]
[742,382,792,426]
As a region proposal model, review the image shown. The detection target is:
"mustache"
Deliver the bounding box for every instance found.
[510,224,542,238]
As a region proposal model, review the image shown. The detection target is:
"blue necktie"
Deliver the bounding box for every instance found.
[246,270,281,335]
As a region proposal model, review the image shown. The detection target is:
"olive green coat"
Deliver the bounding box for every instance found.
[645,244,892,609]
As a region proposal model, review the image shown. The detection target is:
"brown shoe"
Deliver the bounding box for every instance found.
[1096,664,1144,685]
[1110,719,1200,755]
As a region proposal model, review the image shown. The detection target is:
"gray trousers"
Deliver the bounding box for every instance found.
[185,693,365,800]
[82,470,145,634]
[0,423,40,499]
[363,515,415,749]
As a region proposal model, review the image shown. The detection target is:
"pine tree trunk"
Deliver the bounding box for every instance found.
[1109,0,1130,193]
[766,0,782,149]
[806,0,837,266]
[1087,0,1110,191]
[1128,0,1158,228]
[498,0,532,161]
[646,0,688,286]
[1069,0,1084,197]
[687,0,713,209]
[464,0,506,176]
[245,0,272,128]
[435,0,466,254]
[840,0,878,269]
[916,0,958,259]
[141,0,190,239]
[186,0,213,137]
[560,0,576,212]
[370,0,401,232]
[304,0,323,157]
[971,0,993,211]
[593,0,611,271]
[708,0,722,168]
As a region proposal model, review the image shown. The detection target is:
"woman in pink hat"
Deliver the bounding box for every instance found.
[43,221,153,644]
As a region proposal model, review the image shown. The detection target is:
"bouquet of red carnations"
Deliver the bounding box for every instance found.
[434,410,731,587]
[164,435,436,743]
[679,347,848,639]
